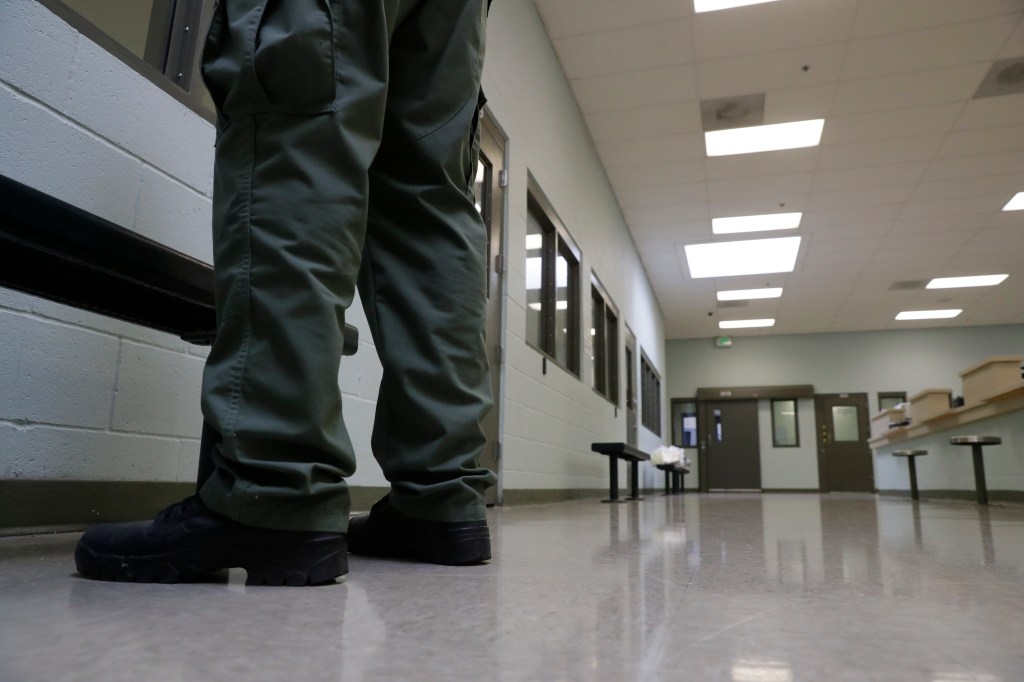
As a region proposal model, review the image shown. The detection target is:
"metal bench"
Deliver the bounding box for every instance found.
[0,174,358,352]
[591,442,650,503]
[655,462,689,495]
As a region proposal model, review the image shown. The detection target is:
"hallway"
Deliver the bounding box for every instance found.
[2,494,1022,681]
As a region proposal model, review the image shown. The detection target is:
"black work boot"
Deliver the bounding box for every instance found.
[347,495,491,565]
[74,496,347,586]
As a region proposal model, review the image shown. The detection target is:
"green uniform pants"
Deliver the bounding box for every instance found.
[196,0,495,533]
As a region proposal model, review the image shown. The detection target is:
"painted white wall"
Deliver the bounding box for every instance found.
[483,0,666,494]
[0,0,667,497]
[667,325,1024,492]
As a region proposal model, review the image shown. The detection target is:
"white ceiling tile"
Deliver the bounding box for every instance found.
[598,133,705,168]
[607,160,707,189]
[811,162,930,192]
[706,172,813,202]
[625,202,709,225]
[998,14,1024,58]
[805,185,916,211]
[888,214,991,235]
[616,184,708,209]
[841,17,1014,81]
[801,203,903,227]
[553,20,695,80]
[816,134,945,170]
[881,230,975,250]
[535,0,693,40]
[851,0,1022,37]
[586,103,702,142]
[804,222,892,240]
[822,103,964,145]
[899,193,1016,219]
[766,84,838,123]
[704,148,820,180]
[570,64,699,114]
[807,235,884,254]
[922,151,1024,182]
[693,0,859,61]
[910,174,1024,202]
[707,196,808,219]
[955,93,1024,131]
[830,64,990,116]
[696,44,846,100]
[935,124,1024,158]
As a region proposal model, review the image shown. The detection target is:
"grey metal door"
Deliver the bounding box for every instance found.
[701,400,761,490]
[814,393,874,492]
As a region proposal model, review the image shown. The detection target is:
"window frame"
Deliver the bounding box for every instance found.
[640,351,662,435]
[770,398,800,448]
[590,276,619,404]
[525,181,581,376]
[877,392,907,412]
[39,0,217,122]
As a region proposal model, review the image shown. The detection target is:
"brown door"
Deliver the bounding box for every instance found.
[700,400,761,491]
[814,393,874,492]
[476,111,506,506]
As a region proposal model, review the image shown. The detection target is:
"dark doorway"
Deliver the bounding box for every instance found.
[700,400,761,491]
[814,393,874,492]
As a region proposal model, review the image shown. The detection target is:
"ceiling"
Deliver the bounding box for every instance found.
[532,0,1024,340]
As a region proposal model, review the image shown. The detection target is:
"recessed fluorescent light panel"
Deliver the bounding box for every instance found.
[685,236,801,278]
[705,119,825,157]
[712,212,802,235]
[895,310,962,321]
[694,0,781,13]
[719,319,776,329]
[717,288,784,301]
[1004,192,1024,211]
[926,275,1008,289]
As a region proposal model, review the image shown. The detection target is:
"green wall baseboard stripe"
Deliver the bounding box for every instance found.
[0,480,195,533]
[500,489,608,506]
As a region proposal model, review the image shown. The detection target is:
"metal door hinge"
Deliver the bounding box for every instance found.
[498,169,509,188]
[496,344,504,365]
[494,254,505,274]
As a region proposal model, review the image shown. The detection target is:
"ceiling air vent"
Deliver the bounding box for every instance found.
[701,93,765,132]
[888,280,928,291]
[717,300,750,309]
[974,57,1024,99]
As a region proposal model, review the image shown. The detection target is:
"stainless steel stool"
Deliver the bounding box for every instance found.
[949,436,1001,505]
[892,450,927,501]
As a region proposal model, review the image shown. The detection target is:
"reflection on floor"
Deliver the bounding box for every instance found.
[2,494,1023,681]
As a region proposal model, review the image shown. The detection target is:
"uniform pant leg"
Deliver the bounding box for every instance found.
[359,0,495,524]
[197,0,398,533]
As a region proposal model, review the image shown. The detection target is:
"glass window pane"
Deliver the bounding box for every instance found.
[63,0,174,70]
[772,399,798,447]
[832,405,860,442]
[607,311,618,402]
[554,250,570,367]
[592,289,606,394]
[525,212,544,349]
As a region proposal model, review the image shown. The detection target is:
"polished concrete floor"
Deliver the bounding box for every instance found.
[2,493,1023,681]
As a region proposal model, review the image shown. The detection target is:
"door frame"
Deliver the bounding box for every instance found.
[478,108,507,505]
[624,325,638,447]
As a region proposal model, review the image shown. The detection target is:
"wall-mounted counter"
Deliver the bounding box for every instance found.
[870,356,1024,503]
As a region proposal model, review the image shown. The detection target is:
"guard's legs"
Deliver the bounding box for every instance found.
[198,0,398,533]
[358,0,495,523]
